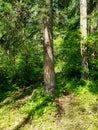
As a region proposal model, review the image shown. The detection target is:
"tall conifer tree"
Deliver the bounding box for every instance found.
[43,0,56,95]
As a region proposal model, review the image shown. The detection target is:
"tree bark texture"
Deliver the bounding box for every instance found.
[43,0,56,95]
[80,0,89,80]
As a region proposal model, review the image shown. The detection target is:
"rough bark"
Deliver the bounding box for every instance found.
[80,0,89,80]
[43,0,56,95]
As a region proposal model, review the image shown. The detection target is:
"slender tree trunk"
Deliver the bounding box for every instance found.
[80,0,89,80]
[90,1,98,33]
[90,2,98,59]
[43,0,56,95]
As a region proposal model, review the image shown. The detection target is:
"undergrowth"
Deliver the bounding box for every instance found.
[0,79,98,130]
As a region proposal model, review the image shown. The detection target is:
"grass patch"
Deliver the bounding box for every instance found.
[0,79,98,130]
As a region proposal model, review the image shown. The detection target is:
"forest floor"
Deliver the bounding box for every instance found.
[0,79,98,130]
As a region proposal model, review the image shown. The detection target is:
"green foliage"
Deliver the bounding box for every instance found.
[18,86,57,128]
[54,30,81,80]
[0,0,16,38]
[87,31,98,80]
[0,0,43,88]
[0,0,98,129]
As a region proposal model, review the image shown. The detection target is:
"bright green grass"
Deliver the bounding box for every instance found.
[0,80,98,130]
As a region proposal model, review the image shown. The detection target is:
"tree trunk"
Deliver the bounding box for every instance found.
[90,2,98,59]
[80,0,89,80]
[43,0,56,95]
[90,1,98,33]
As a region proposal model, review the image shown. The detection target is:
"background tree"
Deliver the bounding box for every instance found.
[88,0,98,80]
[80,0,89,80]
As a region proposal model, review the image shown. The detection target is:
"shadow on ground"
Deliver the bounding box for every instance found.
[13,91,55,130]
[0,84,38,110]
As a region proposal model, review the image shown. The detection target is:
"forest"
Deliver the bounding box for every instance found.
[0,0,98,129]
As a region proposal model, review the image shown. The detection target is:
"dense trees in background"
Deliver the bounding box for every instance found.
[0,0,98,93]
[0,0,43,89]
